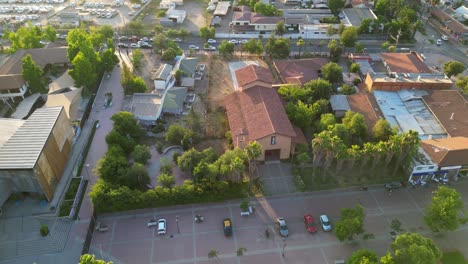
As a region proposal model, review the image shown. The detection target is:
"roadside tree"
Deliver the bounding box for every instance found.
[275,21,285,36]
[153,33,168,54]
[328,0,345,15]
[43,25,57,42]
[339,26,358,52]
[69,52,97,93]
[387,233,442,264]
[96,145,129,184]
[327,39,343,62]
[162,48,178,61]
[443,61,466,77]
[424,186,465,233]
[242,39,263,56]
[296,38,305,59]
[199,26,215,40]
[218,40,235,58]
[111,111,144,140]
[321,62,343,85]
[100,48,119,72]
[79,254,112,264]
[265,36,290,59]
[21,54,46,93]
[131,145,152,164]
[334,205,365,241]
[456,76,468,94]
[97,25,114,40]
[127,76,148,94]
[348,249,379,264]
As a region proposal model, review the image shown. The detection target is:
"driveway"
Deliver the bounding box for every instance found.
[257,163,297,196]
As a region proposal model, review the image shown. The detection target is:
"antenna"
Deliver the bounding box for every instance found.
[450,113,454,120]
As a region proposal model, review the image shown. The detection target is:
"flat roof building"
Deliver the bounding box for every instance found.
[214,1,230,16]
[341,8,377,27]
[365,72,453,92]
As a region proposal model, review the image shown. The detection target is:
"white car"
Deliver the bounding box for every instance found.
[241,39,248,44]
[228,39,238,44]
[147,219,157,227]
[173,38,182,42]
[189,45,200,50]
[207,38,216,44]
[130,43,140,48]
[319,215,332,231]
[204,45,216,50]
[441,35,448,41]
[157,219,167,235]
[436,39,442,46]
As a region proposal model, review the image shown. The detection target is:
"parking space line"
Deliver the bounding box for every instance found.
[228,206,240,264]
[320,247,329,264]
[369,191,385,215]
[108,219,117,255]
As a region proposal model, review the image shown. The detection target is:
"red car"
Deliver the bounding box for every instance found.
[304,214,318,233]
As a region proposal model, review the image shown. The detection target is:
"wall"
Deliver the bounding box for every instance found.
[0,169,41,194]
[256,134,292,161]
[254,24,276,31]
[365,75,453,92]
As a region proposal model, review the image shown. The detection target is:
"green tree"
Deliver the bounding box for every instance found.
[96,145,129,184]
[339,26,358,51]
[285,101,315,130]
[456,76,468,94]
[199,27,215,40]
[111,111,144,140]
[131,49,143,68]
[296,38,305,59]
[166,124,188,145]
[343,111,368,143]
[328,39,343,62]
[278,85,311,103]
[335,205,365,241]
[236,247,247,257]
[126,162,150,189]
[43,25,57,42]
[100,48,119,72]
[424,186,465,233]
[106,129,137,153]
[319,113,336,131]
[443,61,466,77]
[97,25,114,40]
[340,84,355,95]
[348,249,379,264]
[79,254,112,264]
[244,141,262,186]
[157,10,166,17]
[254,2,282,16]
[177,148,203,173]
[126,76,148,94]
[242,39,264,56]
[21,54,46,93]
[218,40,235,58]
[208,250,219,259]
[216,148,247,181]
[265,36,290,59]
[152,33,168,54]
[6,22,43,52]
[328,0,345,15]
[321,62,343,85]
[161,48,177,61]
[193,161,218,181]
[275,21,285,36]
[388,233,442,264]
[349,62,361,73]
[303,78,333,100]
[372,119,396,142]
[69,52,97,92]
[158,173,176,188]
[131,145,152,164]
[126,20,144,35]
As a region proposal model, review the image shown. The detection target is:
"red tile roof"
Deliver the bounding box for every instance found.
[224,86,296,145]
[347,92,381,135]
[421,137,468,167]
[380,52,433,74]
[235,64,274,89]
[273,58,329,86]
[250,14,283,24]
[292,126,307,145]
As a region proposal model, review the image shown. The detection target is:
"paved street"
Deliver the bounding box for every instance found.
[89,180,468,264]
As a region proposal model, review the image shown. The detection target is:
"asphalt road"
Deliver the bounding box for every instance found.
[89,180,468,264]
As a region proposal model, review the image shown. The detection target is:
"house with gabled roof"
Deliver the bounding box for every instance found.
[225,64,306,161]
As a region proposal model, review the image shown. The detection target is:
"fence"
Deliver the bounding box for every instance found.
[81,210,97,255]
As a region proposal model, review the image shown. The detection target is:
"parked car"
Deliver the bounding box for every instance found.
[384,181,402,190]
[319,215,332,231]
[228,39,238,44]
[207,38,217,44]
[173,37,182,42]
[147,219,157,227]
[204,45,216,50]
[140,43,152,48]
[441,35,448,41]
[223,218,233,236]
[130,43,140,48]
[132,3,141,9]
[241,39,248,44]
[189,45,200,50]
[157,219,167,235]
[436,39,442,46]
[275,217,289,237]
[117,43,128,48]
[303,214,318,233]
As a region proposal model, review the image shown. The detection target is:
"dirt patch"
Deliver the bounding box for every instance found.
[195,139,229,155]
[134,49,162,90]
[206,56,235,110]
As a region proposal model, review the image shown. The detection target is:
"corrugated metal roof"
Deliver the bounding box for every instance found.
[0,106,63,169]
[330,95,351,111]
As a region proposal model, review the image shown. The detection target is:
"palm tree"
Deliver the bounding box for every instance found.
[296,38,305,59]
[312,131,333,167]
[393,130,420,175]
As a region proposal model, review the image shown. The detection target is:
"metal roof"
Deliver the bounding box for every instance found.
[131,93,162,121]
[0,106,63,169]
[330,95,351,111]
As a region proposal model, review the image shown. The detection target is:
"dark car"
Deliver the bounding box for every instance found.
[384,182,402,190]
[223,218,232,236]
[304,214,318,233]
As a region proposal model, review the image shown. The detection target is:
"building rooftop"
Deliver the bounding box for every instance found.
[179,57,199,76]
[0,47,68,75]
[152,64,173,80]
[374,90,446,139]
[341,8,377,27]
[422,90,468,138]
[235,64,274,89]
[0,106,64,169]
[330,95,351,111]
[273,58,328,86]
[368,72,452,85]
[347,92,381,135]
[214,1,230,16]
[421,137,468,167]
[163,86,188,112]
[0,118,24,148]
[130,93,163,120]
[0,74,26,91]
[11,93,43,120]
[380,52,433,74]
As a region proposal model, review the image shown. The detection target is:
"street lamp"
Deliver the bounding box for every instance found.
[85,164,94,185]
[176,215,180,234]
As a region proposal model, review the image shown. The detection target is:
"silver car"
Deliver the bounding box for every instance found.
[319,215,332,231]
[276,217,289,237]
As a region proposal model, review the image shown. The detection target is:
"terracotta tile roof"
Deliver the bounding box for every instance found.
[250,14,283,24]
[233,10,251,21]
[235,64,274,89]
[347,92,381,135]
[273,58,329,86]
[292,126,307,144]
[224,86,296,145]
[380,52,432,74]
[421,137,468,167]
[422,90,468,138]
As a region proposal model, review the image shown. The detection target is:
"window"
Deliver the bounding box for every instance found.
[271,136,276,145]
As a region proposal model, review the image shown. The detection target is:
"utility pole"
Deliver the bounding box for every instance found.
[176,215,180,234]
[390,29,402,50]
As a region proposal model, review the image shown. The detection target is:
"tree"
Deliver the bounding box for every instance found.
[343,111,368,143]
[443,61,466,77]
[319,113,336,131]
[166,124,188,145]
[69,52,97,92]
[340,26,358,51]
[348,249,379,264]
[218,40,235,58]
[79,254,112,264]
[244,141,262,186]
[265,36,290,59]
[111,111,144,140]
[424,186,465,233]
[372,119,396,142]
[349,62,361,73]
[43,25,57,42]
[303,78,333,100]
[236,247,247,257]
[199,27,215,40]
[152,33,168,54]
[275,21,285,36]
[161,48,177,61]
[340,84,355,95]
[242,39,264,56]
[6,22,44,52]
[388,233,442,264]
[296,38,305,59]
[126,162,150,189]
[131,49,143,68]
[21,54,46,93]
[131,145,151,164]
[216,148,247,181]
[126,76,148,94]
[321,62,343,85]
[177,148,203,174]
[456,76,468,95]
[126,21,144,35]
[254,2,282,16]
[328,0,345,15]
[208,250,219,259]
[327,39,343,62]
[100,49,119,72]
[96,145,129,184]
[285,101,315,130]
[158,173,176,188]
[97,25,114,40]
[334,205,365,241]
[106,129,137,153]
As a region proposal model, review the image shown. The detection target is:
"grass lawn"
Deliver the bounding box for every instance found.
[442,251,468,264]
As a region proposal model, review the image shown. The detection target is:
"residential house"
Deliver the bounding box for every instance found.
[130,93,163,126]
[231,6,283,33]
[330,95,351,118]
[179,57,200,78]
[421,137,468,177]
[224,65,305,161]
[160,0,176,9]
[273,58,328,86]
[0,106,74,206]
[340,8,377,28]
[214,1,230,16]
[152,64,175,92]
[162,86,188,115]
[431,8,468,44]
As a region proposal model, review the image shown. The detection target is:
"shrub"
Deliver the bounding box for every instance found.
[240,200,249,211]
[156,142,163,154]
[40,225,49,236]
[353,78,361,85]
[152,123,165,133]
[172,152,181,163]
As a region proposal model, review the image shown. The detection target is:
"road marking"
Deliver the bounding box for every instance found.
[405,188,424,212]
[191,208,197,264]
[108,219,117,255]
[369,191,385,214]
[228,205,240,264]
[320,247,329,264]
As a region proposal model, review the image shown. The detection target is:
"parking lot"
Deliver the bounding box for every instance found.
[89,180,468,263]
